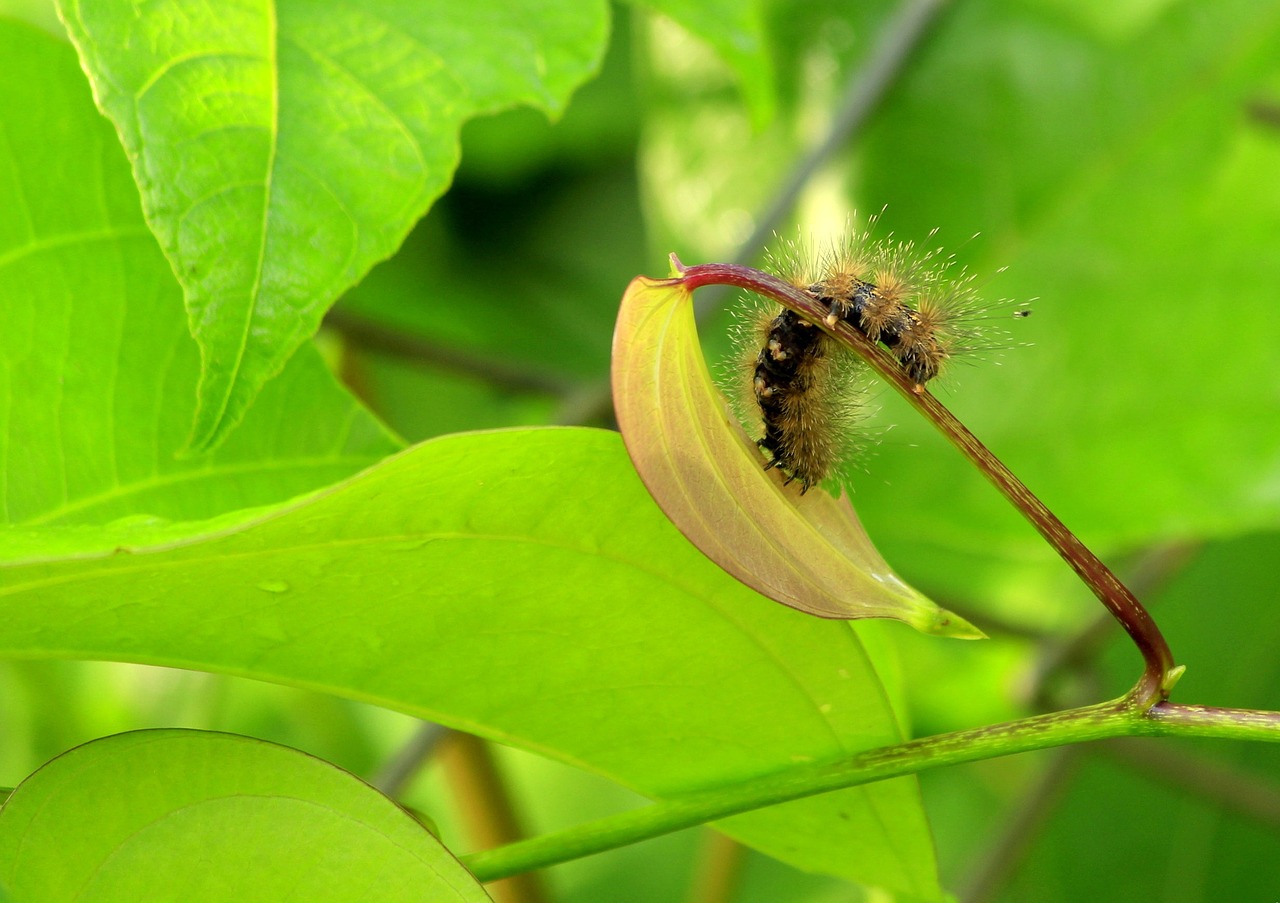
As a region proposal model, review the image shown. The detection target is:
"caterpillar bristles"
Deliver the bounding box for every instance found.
[730,218,1025,491]
[728,299,867,493]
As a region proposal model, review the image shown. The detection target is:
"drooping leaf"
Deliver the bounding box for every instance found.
[611,272,982,638]
[56,0,610,450]
[0,428,941,898]
[0,730,492,901]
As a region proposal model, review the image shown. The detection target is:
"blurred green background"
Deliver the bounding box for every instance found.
[2,0,1278,900]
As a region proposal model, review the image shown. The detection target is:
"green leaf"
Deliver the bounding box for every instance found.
[56,0,609,450]
[0,428,940,898]
[0,730,492,901]
[0,20,400,529]
[612,272,981,637]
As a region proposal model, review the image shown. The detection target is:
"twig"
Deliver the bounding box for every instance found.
[325,308,575,397]
[673,261,1177,702]
[371,721,450,798]
[1104,738,1280,829]
[956,749,1080,903]
[686,831,746,903]
[440,732,548,903]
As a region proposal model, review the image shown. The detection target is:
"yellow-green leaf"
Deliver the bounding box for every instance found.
[611,274,982,638]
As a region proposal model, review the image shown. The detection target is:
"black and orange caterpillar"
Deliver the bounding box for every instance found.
[743,229,1021,491]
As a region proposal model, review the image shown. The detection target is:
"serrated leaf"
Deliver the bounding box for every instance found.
[0,730,491,902]
[611,273,982,638]
[0,428,941,898]
[56,0,609,450]
[0,21,400,529]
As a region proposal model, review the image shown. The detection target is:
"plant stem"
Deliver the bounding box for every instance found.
[371,721,449,797]
[671,261,1177,703]
[439,732,549,903]
[462,699,1280,882]
[325,308,574,396]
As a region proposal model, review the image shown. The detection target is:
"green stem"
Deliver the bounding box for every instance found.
[672,261,1177,703]
[463,700,1280,882]
[469,260,1275,885]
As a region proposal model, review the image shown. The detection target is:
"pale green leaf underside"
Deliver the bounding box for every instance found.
[56,0,609,450]
[0,427,939,897]
[0,730,491,901]
[0,21,401,528]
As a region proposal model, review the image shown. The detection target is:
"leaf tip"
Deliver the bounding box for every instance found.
[912,607,987,640]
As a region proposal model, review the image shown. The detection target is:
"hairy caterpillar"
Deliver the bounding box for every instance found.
[740,225,1025,492]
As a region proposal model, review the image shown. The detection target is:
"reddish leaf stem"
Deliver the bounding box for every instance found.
[670,259,1176,705]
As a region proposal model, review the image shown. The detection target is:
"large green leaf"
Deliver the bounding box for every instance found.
[1,427,940,899]
[56,0,609,450]
[0,21,401,528]
[0,730,492,901]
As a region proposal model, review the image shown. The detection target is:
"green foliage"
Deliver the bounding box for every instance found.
[1,426,938,894]
[0,730,491,901]
[56,0,608,451]
[2,0,1279,901]
[0,22,401,529]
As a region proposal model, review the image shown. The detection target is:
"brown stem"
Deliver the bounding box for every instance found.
[671,260,1177,704]
[439,732,549,903]
[686,832,746,903]
[325,308,575,397]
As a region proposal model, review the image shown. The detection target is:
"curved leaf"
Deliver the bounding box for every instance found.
[612,273,981,637]
[57,0,609,450]
[0,730,491,901]
[0,428,940,898]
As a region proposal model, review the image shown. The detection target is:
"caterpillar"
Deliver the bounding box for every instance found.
[740,226,1024,492]
[742,300,867,493]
